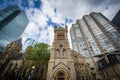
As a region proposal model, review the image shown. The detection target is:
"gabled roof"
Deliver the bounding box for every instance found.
[53,62,70,70]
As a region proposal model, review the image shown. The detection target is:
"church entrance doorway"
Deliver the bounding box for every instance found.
[54,69,69,80]
[57,72,65,80]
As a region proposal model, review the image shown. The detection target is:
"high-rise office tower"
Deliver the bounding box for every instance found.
[24,38,38,47]
[22,38,38,52]
[70,12,120,67]
[0,6,29,52]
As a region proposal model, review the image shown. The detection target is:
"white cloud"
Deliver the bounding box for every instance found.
[26,8,48,27]
[38,26,54,45]
[41,0,65,24]
[100,3,120,20]
[50,0,120,21]
[21,21,40,43]
[28,0,34,8]
[67,23,73,48]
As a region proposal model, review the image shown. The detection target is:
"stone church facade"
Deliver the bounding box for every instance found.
[47,26,90,80]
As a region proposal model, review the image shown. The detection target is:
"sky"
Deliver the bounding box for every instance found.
[0,0,120,48]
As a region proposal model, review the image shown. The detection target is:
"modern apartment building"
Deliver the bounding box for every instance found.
[70,12,120,67]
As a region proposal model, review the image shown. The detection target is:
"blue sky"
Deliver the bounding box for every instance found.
[0,0,120,47]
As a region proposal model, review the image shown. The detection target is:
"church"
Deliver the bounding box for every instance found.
[47,26,91,80]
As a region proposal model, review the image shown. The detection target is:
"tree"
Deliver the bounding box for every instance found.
[25,43,50,64]
[23,43,50,80]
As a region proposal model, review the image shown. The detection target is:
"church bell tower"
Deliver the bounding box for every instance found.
[47,26,76,80]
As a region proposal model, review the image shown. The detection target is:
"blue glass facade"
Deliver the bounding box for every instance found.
[0,6,29,52]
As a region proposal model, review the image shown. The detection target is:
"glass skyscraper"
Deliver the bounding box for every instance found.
[0,6,29,52]
[70,12,120,66]
[22,38,38,52]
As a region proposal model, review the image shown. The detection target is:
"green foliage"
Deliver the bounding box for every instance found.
[24,43,50,66]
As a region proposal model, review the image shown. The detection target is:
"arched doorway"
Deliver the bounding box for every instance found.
[57,72,65,80]
[53,69,69,80]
